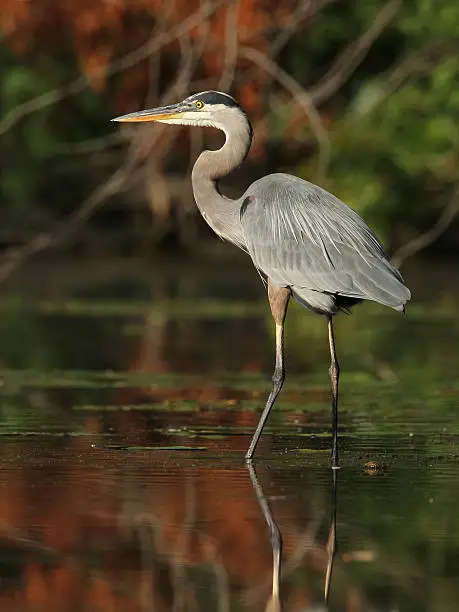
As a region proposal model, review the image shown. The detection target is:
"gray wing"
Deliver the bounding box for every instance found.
[239,173,411,310]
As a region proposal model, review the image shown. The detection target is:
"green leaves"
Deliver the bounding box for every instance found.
[2,65,44,109]
[284,1,459,248]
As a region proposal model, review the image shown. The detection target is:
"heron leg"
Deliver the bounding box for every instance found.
[245,282,290,461]
[327,316,340,469]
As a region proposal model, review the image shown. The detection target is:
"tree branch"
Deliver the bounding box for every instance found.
[270,0,336,58]
[358,41,452,117]
[0,0,225,137]
[218,2,240,91]
[241,46,330,178]
[391,186,459,267]
[0,7,217,283]
[308,0,401,105]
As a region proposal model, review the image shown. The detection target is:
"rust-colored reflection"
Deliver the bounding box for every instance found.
[0,437,367,612]
[104,299,323,456]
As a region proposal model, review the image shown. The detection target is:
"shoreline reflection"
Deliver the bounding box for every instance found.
[0,438,373,611]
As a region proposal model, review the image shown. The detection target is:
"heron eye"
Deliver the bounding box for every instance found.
[194,100,204,109]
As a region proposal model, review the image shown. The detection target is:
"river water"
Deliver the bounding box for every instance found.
[0,255,458,611]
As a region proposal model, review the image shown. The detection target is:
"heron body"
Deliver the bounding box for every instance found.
[113,90,411,467]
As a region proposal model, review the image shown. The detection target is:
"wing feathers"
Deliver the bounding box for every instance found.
[240,174,410,310]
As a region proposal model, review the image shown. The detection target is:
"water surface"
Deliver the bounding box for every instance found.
[0,256,458,610]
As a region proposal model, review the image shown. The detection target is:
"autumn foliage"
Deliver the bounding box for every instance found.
[1,0,299,114]
[3,0,456,266]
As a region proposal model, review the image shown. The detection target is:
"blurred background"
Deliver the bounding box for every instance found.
[2,0,459,263]
[2,3,459,611]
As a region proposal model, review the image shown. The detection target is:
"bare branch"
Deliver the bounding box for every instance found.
[0,162,132,284]
[145,0,178,106]
[187,6,214,175]
[53,133,122,156]
[0,7,219,283]
[0,0,225,137]
[149,1,212,110]
[170,3,213,100]
[241,46,330,178]
[391,186,459,267]
[308,0,401,105]
[218,2,240,91]
[358,41,452,117]
[271,0,336,58]
[141,30,207,228]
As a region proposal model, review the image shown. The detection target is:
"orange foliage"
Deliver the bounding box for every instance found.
[1,0,296,110]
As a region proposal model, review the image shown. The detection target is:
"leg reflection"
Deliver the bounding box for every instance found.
[247,462,282,612]
[324,468,338,606]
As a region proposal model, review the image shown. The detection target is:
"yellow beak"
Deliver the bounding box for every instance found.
[111,103,184,123]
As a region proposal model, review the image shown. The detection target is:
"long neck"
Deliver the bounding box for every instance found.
[191,111,252,246]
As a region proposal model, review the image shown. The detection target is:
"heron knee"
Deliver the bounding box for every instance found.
[329,361,340,380]
[270,525,282,549]
[272,367,285,387]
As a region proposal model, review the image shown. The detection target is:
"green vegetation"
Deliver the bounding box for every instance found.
[277,1,459,249]
[2,1,459,252]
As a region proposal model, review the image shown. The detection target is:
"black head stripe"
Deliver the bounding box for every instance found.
[187,91,240,108]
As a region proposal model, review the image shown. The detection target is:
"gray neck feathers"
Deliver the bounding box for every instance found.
[191,110,252,247]
[192,109,252,181]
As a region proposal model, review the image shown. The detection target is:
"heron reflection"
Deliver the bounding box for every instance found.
[247,462,338,612]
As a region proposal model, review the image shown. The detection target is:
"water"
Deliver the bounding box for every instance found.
[0,255,458,611]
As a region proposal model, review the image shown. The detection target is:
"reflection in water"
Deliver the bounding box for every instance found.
[1,260,459,610]
[324,470,337,608]
[248,462,338,612]
[1,423,459,610]
[247,462,282,612]
[0,436,372,612]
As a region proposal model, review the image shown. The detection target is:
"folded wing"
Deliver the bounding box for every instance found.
[239,173,411,310]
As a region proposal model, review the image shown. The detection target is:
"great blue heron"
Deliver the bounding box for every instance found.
[112,90,411,468]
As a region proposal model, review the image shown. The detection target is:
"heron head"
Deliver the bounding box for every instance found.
[111,90,244,130]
